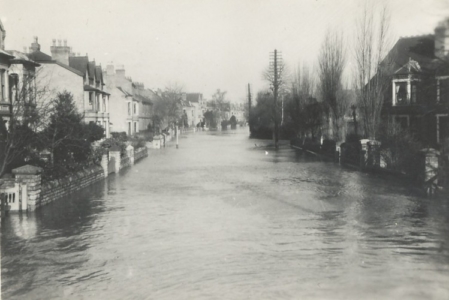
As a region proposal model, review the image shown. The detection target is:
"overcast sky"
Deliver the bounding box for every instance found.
[2,0,449,102]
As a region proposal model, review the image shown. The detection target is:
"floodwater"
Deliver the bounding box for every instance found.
[2,128,449,300]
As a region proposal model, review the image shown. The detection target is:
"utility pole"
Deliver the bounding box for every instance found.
[247,83,251,129]
[269,49,282,149]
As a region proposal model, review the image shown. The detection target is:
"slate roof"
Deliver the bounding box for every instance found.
[95,65,103,84]
[26,50,84,76]
[27,50,52,62]
[0,49,14,58]
[384,34,449,75]
[186,93,202,103]
[88,61,96,80]
[6,50,40,66]
[69,56,89,75]
[117,86,132,97]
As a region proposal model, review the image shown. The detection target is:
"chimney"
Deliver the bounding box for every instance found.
[29,36,40,52]
[106,64,115,76]
[0,19,5,51]
[435,18,449,59]
[51,38,71,65]
[116,65,125,78]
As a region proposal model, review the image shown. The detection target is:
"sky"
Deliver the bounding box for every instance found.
[1,0,449,102]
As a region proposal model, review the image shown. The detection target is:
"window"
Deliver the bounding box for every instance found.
[128,122,132,135]
[437,79,440,103]
[89,92,94,107]
[395,82,407,104]
[411,84,417,104]
[103,97,106,112]
[96,94,100,111]
[133,103,137,115]
[0,69,5,102]
[128,102,131,116]
[437,115,449,144]
[134,122,137,134]
[440,78,449,104]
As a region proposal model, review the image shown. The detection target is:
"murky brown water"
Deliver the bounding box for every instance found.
[2,128,449,299]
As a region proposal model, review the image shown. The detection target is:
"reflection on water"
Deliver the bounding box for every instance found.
[2,128,449,299]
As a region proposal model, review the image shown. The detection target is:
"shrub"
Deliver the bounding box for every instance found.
[378,122,422,175]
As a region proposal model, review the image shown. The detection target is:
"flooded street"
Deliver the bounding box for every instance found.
[2,128,449,299]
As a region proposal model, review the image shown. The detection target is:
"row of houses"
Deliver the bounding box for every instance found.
[0,20,209,139]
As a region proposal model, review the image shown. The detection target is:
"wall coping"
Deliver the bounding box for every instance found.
[12,165,42,175]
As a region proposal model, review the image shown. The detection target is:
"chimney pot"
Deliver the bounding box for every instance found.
[52,39,56,46]
[64,39,67,46]
[58,39,61,46]
[34,36,38,43]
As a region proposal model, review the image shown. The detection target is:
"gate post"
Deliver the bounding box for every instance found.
[20,184,28,212]
[109,146,121,173]
[126,145,134,165]
[101,154,109,177]
[12,165,42,211]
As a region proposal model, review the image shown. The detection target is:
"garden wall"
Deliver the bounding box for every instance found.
[40,166,104,206]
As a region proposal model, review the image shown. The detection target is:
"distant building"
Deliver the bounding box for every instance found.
[185,93,205,126]
[104,64,157,135]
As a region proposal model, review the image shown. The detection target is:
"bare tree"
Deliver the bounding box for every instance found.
[151,82,184,130]
[354,2,392,140]
[211,89,228,121]
[318,30,346,141]
[291,62,316,138]
[0,68,53,177]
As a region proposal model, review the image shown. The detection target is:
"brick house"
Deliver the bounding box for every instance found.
[382,18,449,148]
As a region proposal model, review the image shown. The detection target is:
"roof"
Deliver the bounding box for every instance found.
[388,35,434,66]
[382,34,449,78]
[6,50,40,66]
[69,56,89,75]
[0,49,14,58]
[27,50,52,62]
[186,93,202,103]
[117,86,132,97]
[88,61,96,80]
[84,85,110,95]
[95,65,103,84]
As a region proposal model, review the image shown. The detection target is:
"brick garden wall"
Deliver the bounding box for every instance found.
[40,166,104,206]
[134,147,148,161]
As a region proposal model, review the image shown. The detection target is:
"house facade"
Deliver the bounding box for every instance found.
[186,93,205,126]
[0,20,15,131]
[104,64,156,135]
[26,38,110,137]
[382,17,449,148]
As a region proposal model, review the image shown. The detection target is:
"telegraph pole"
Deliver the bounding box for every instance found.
[269,49,282,149]
[247,83,252,129]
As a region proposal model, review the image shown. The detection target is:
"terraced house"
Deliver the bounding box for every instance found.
[382,17,449,148]
[27,38,110,137]
[0,19,15,130]
[104,64,156,135]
